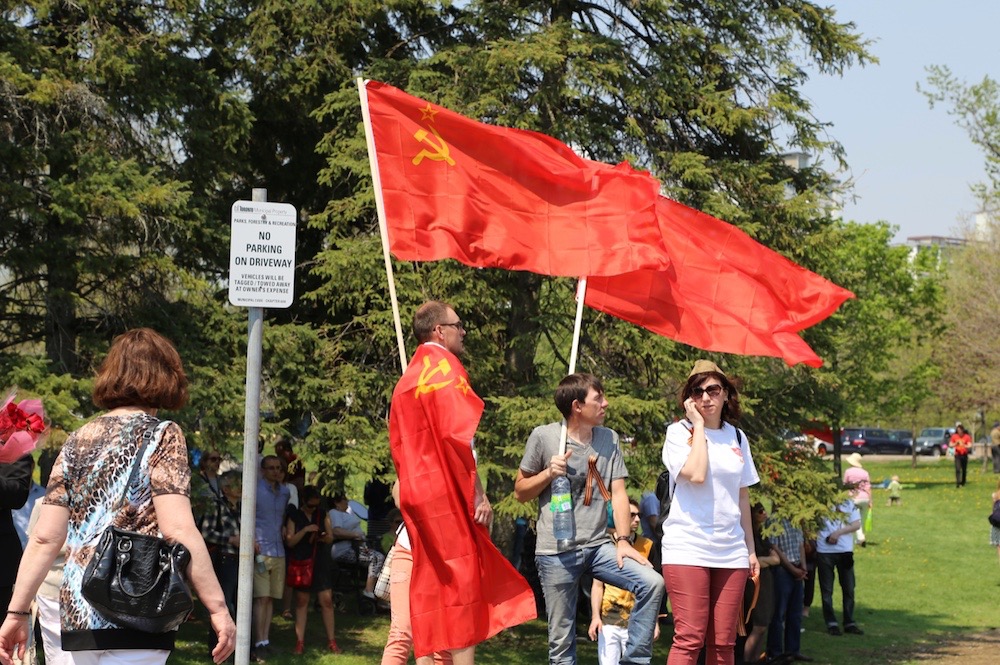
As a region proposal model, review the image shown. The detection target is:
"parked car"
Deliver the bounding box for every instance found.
[782,427,834,456]
[809,435,832,456]
[889,429,915,452]
[841,427,912,455]
[804,425,834,456]
[785,433,830,456]
[914,427,955,457]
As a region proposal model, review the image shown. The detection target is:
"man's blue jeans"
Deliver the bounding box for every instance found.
[767,566,803,657]
[535,543,663,665]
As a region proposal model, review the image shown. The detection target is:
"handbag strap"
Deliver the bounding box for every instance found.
[112,419,169,513]
[309,509,322,557]
[737,573,760,637]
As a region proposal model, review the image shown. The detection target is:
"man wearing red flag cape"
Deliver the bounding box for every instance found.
[389,301,536,662]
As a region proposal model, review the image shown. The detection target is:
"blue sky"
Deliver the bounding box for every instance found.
[801,1,1000,242]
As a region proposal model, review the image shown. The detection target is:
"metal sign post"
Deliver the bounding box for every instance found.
[231,188,297,665]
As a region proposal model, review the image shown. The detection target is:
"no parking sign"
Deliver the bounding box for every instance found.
[228,200,297,308]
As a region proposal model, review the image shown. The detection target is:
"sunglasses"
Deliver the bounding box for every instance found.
[691,384,724,399]
[630,512,641,519]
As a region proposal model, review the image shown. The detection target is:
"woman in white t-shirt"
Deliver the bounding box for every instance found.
[660,360,760,665]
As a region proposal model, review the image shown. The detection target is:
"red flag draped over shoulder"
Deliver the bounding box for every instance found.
[389,343,536,656]
[585,197,854,367]
[364,80,666,277]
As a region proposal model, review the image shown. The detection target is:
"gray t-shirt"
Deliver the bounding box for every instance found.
[519,422,627,555]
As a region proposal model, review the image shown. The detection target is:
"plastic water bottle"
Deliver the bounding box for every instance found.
[550,475,576,551]
[255,554,267,574]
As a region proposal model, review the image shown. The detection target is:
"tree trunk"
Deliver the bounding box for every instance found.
[503,272,541,388]
[45,217,79,374]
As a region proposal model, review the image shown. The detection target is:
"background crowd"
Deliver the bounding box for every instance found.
[0,323,997,665]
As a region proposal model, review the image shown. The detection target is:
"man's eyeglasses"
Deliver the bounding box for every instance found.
[691,384,724,399]
[439,321,465,331]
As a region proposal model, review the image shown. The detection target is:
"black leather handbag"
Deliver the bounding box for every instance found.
[81,422,193,633]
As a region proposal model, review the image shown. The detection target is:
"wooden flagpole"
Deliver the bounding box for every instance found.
[357,76,408,373]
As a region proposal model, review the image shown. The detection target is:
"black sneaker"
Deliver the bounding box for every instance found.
[827,625,843,636]
[844,624,864,635]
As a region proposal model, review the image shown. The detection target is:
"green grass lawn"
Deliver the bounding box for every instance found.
[169,457,1000,664]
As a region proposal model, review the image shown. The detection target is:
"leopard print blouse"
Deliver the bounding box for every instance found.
[43,413,190,650]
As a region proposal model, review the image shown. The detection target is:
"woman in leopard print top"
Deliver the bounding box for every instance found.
[0,329,236,665]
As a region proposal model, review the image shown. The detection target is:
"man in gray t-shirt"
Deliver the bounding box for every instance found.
[522,422,625,554]
[515,374,663,665]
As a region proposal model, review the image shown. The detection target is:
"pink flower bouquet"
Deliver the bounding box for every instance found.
[0,390,48,464]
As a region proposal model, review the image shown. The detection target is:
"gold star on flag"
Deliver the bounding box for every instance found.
[420,104,438,122]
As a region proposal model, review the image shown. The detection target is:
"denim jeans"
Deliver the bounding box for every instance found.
[535,543,663,665]
[766,566,803,657]
[817,551,856,628]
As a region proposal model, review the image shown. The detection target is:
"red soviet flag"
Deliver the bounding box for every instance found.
[586,197,853,367]
[364,80,667,277]
[389,343,536,656]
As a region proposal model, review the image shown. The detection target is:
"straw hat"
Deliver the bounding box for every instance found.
[846,452,864,468]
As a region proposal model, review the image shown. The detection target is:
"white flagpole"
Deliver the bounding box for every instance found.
[357,76,408,374]
[568,277,587,375]
[559,277,589,455]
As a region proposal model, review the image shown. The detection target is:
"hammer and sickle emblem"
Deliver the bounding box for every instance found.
[412,125,455,166]
[415,356,453,397]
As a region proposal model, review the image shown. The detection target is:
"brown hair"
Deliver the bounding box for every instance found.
[198,449,221,471]
[92,328,188,410]
[679,370,742,423]
[412,300,452,342]
[554,373,604,418]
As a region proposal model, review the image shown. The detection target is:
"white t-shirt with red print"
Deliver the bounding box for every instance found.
[660,420,759,568]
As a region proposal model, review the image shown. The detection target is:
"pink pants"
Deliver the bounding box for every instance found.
[380,544,453,665]
[663,564,748,665]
